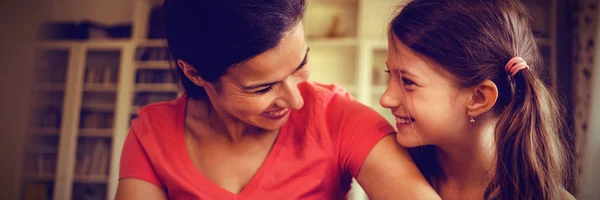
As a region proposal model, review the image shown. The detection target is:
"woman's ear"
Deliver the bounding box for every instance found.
[178,59,208,87]
[466,80,498,118]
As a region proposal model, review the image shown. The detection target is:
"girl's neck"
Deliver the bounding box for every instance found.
[436,118,496,195]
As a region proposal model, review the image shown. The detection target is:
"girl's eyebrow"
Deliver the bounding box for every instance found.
[385,62,419,78]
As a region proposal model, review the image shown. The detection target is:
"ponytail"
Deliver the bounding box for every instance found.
[485,69,571,199]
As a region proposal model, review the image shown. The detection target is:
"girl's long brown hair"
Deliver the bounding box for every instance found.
[389,0,574,199]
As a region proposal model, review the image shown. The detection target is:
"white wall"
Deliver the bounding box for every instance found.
[0,0,49,199]
[580,10,600,200]
[47,0,134,25]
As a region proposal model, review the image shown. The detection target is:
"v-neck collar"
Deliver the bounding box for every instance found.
[175,94,292,198]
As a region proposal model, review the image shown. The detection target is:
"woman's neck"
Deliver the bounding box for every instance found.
[436,119,496,194]
[186,97,267,143]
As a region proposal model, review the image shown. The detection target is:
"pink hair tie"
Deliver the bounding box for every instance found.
[505,57,529,77]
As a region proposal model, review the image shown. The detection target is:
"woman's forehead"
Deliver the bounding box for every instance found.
[227,23,307,85]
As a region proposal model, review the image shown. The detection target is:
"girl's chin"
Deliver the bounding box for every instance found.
[395,133,424,148]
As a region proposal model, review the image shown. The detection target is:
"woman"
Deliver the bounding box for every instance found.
[380,0,575,199]
[115,0,439,199]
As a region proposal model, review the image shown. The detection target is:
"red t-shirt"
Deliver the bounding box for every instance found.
[119,81,395,200]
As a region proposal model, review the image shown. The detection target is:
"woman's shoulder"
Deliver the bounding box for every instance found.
[298,81,357,109]
[131,93,187,136]
[294,81,374,124]
[135,93,186,116]
[297,81,390,129]
[136,94,185,120]
[299,81,353,98]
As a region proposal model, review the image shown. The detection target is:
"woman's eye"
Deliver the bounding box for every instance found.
[402,77,415,85]
[254,86,273,94]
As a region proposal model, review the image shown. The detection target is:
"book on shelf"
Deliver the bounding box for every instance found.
[136,69,175,84]
[75,139,110,177]
[80,111,114,129]
[23,182,51,200]
[85,66,118,84]
[35,107,62,128]
[137,47,169,61]
[36,154,57,175]
[23,153,57,176]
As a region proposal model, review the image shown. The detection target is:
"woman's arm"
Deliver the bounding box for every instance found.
[324,92,439,199]
[356,134,441,200]
[115,179,167,200]
[117,124,167,200]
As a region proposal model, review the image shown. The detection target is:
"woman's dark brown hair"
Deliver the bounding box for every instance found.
[389,0,573,199]
[163,0,306,99]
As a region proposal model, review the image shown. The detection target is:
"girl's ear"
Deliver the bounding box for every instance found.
[466,80,498,118]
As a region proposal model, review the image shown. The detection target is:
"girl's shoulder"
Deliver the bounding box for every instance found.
[560,188,576,200]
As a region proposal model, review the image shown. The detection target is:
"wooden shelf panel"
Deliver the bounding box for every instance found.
[135,83,178,92]
[74,175,108,184]
[137,61,172,69]
[137,39,167,47]
[81,102,115,112]
[79,128,113,137]
[84,84,118,92]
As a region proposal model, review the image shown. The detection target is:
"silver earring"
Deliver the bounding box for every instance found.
[469,116,475,124]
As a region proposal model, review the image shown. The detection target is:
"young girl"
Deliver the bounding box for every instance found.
[380,0,575,199]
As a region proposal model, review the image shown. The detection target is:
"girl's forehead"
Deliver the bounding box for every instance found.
[387,41,426,72]
[387,39,458,82]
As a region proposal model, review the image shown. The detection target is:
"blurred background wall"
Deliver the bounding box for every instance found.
[1,0,49,199]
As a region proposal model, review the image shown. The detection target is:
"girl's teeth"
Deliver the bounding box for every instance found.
[397,118,414,124]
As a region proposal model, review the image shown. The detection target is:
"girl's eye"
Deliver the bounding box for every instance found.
[254,86,273,94]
